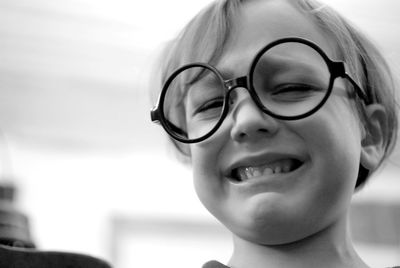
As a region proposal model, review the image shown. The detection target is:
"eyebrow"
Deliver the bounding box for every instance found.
[185,73,224,106]
[175,69,220,106]
[214,52,324,82]
[254,54,323,76]
[191,74,220,86]
[186,52,326,94]
[184,69,224,94]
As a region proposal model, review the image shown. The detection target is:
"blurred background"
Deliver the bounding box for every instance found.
[0,0,399,267]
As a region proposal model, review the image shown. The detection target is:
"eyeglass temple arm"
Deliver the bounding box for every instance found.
[344,73,370,103]
[333,61,369,104]
[151,107,188,137]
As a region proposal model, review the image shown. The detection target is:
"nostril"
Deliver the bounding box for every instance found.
[238,132,247,139]
[230,98,279,142]
[235,127,270,141]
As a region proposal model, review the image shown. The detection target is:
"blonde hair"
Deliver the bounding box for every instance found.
[154,0,398,188]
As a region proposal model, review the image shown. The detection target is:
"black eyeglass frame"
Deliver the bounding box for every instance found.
[151,37,369,144]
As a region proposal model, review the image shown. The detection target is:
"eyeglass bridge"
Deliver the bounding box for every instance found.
[225,76,248,90]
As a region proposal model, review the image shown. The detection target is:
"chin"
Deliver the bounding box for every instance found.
[227,195,322,246]
[233,216,320,246]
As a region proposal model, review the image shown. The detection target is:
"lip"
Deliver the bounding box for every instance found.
[223,152,307,179]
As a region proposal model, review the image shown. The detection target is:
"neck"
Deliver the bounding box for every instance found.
[228,213,369,268]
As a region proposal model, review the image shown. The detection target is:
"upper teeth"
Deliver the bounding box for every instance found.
[235,159,295,181]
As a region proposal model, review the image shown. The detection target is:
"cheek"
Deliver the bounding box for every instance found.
[293,101,363,201]
[270,106,364,241]
[191,142,219,179]
[190,130,229,181]
[299,97,362,157]
[190,142,226,211]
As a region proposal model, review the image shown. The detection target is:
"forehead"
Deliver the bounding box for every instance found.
[217,0,335,73]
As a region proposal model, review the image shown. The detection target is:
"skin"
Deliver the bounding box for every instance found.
[187,0,386,267]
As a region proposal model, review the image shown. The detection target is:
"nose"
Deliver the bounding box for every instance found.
[230,89,279,142]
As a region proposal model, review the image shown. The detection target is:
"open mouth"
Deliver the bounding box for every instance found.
[228,158,303,183]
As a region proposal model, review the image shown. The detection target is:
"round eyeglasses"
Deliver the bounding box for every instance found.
[151,37,368,144]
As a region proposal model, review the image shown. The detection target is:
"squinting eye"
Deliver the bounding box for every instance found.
[193,97,224,115]
[271,84,322,99]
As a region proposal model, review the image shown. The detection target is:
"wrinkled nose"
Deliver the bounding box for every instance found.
[229,89,279,142]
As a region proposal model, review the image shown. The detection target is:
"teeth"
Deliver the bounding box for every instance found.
[233,159,299,181]
[282,164,290,173]
[253,169,262,177]
[274,166,282,174]
[263,168,273,175]
[238,168,247,180]
[245,167,253,178]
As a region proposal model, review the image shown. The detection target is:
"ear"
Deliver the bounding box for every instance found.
[360,104,388,171]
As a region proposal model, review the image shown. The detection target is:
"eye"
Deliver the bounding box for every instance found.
[273,83,320,93]
[271,83,323,100]
[193,97,224,115]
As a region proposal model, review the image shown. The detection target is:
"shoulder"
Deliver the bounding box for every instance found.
[202,260,229,268]
[201,262,400,268]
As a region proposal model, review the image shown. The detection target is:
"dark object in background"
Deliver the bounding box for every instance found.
[0,183,34,248]
[0,183,112,267]
[0,245,112,268]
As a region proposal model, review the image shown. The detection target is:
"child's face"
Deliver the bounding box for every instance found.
[190,0,364,245]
